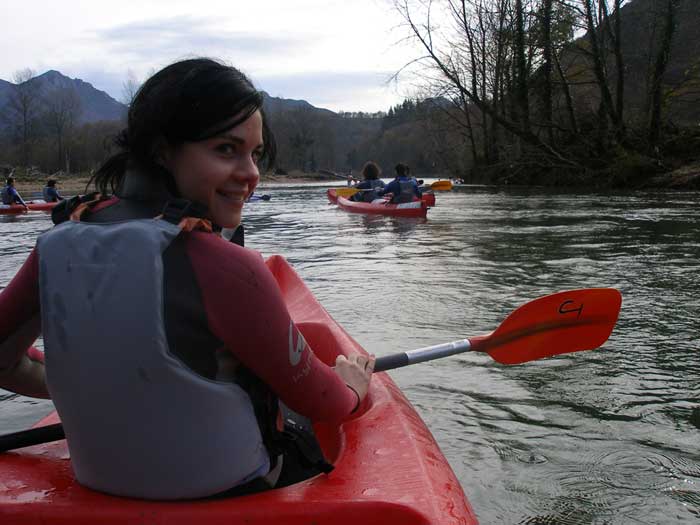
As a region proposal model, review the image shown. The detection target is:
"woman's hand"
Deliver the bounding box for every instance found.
[334,353,375,409]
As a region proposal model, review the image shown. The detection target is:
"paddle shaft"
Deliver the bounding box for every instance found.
[375,339,471,372]
[0,422,64,452]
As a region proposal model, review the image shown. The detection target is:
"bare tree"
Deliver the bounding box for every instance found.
[541,0,555,143]
[647,0,681,148]
[393,0,575,170]
[2,69,42,167]
[580,0,626,142]
[121,70,141,106]
[43,87,82,173]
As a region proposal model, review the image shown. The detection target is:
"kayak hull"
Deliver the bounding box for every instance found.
[336,195,428,218]
[0,201,58,215]
[327,188,435,208]
[0,255,477,524]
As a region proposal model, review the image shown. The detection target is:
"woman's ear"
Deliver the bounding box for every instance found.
[152,137,171,169]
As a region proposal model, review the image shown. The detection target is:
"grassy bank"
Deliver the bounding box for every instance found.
[9,169,339,198]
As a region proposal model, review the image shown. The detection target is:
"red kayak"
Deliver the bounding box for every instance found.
[327,188,435,207]
[0,255,478,525]
[0,201,58,215]
[336,195,428,218]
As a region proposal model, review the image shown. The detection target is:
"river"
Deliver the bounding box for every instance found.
[1,181,698,524]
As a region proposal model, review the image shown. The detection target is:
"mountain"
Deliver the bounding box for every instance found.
[559,0,700,125]
[261,92,336,117]
[0,71,344,124]
[0,70,127,124]
[0,79,14,101]
[619,0,700,124]
[0,68,383,173]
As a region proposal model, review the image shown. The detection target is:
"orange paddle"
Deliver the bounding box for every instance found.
[375,288,622,371]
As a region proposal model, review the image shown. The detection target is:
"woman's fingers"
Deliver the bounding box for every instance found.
[334,353,376,404]
[364,354,376,373]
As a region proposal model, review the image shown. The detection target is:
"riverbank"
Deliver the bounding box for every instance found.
[10,170,339,197]
[8,163,700,197]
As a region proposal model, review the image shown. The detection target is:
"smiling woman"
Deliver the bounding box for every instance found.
[163,111,264,228]
[0,58,375,500]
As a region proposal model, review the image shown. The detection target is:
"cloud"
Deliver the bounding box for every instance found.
[91,16,310,65]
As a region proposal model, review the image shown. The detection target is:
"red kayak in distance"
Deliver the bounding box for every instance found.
[327,188,435,207]
[336,195,428,218]
[0,201,59,215]
[0,255,478,525]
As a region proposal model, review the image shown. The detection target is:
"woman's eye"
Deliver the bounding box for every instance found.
[216,143,235,154]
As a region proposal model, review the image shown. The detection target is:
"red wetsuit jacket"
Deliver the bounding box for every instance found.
[0,197,357,424]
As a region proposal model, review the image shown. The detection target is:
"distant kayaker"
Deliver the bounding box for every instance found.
[350,161,385,202]
[0,58,375,500]
[42,178,64,202]
[377,163,422,203]
[0,176,28,209]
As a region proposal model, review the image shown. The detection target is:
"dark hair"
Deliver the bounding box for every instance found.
[90,58,276,195]
[46,178,57,187]
[395,163,409,177]
[6,177,15,185]
[361,161,382,180]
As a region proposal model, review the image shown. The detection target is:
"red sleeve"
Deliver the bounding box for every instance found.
[0,249,40,342]
[185,232,357,423]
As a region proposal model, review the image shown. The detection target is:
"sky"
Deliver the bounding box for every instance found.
[0,0,423,113]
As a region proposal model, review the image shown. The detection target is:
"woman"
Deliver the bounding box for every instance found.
[350,161,385,202]
[0,58,374,500]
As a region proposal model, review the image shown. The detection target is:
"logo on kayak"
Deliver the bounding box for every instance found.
[288,321,306,366]
[559,300,583,318]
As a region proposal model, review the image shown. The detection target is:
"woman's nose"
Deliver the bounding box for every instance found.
[236,155,260,181]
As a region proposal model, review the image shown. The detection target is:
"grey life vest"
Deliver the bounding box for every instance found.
[37,217,269,499]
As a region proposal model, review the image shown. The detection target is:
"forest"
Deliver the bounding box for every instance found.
[1,0,698,188]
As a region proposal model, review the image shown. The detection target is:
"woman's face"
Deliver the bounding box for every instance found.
[165,110,263,228]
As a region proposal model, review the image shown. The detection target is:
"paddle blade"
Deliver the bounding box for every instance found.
[474,288,622,365]
[335,188,359,198]
[431,180,453,191]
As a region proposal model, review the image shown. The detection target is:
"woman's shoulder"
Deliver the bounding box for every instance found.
[183,231,276,294]
[185,230,264,265]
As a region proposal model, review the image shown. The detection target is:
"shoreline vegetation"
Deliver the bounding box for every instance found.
[9,163,700,197]
[9,170,355,197]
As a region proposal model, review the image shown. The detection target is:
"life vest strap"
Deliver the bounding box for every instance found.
[51,192,104,225]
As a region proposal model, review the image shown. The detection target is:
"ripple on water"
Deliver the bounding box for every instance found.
[3,185,700,524]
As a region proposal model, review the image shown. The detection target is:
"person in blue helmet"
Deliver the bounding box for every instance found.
[350,161,385,202]
[377,163,421,204]
[1,176,28,209]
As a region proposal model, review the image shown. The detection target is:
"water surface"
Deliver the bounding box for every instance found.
[1,182,698,524]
